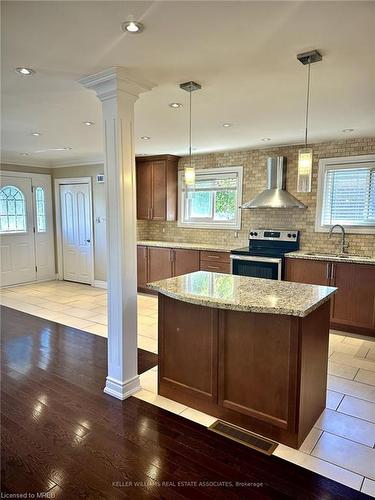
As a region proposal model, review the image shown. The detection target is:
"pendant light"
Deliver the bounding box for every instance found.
[296,49,322,193]
[180,81,201,186]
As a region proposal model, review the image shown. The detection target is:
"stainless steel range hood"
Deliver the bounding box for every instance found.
[241,156,307,209]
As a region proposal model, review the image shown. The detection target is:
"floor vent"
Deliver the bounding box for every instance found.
[209,420,278,455]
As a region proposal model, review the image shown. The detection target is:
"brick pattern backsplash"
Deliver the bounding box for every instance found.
[137,138,375,256]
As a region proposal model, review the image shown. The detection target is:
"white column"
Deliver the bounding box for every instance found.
[80,67,153,399]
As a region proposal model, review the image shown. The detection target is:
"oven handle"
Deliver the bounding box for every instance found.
[230,255,282,264]
[230,255,282,280]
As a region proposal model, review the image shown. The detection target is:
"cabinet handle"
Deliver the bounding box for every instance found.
[331,263,336,282]
[206,265,220,270]
[207,255,220,260]
[150,207,153,219]
[169,250,174,262]
[326,263,331,281]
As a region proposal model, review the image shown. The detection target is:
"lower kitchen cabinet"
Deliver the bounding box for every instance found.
[173,249,200,277]
[285,257,375,337]
[331,262,375,334]
[137,246,148,289]
[148,247,173,283]
[285,258,330,286]
[137,246,201,291]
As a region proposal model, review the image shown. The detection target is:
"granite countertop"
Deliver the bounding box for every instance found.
[147,271,337,317]
[138,240,234,252]
[286,251,375,265]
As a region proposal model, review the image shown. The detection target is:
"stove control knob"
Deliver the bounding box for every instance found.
[254,232,258,236]
[250,232,254,236]
[287,233,292,238]
[292,234,297,238]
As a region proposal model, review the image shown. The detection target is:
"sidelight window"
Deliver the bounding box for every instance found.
[0,185,27,233]
[35,186,46,233]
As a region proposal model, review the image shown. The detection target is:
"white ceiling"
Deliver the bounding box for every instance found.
[1,1,375,167]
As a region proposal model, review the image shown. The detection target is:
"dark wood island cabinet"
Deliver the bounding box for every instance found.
[149,271,336,449]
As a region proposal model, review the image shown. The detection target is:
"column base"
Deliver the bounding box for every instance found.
[104,374,141,400]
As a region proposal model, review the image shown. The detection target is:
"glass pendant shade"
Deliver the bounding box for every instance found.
[297,148,313,192]
[184,166,195,186]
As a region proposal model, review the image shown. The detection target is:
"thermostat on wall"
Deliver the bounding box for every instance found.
[96,174,105,183]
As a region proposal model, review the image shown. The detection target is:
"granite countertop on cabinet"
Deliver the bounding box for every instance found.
[137,240,235,252]
[148,271,337,318]
[286,251,375,266]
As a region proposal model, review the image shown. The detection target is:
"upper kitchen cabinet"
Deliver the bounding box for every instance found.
[136,155,180,221]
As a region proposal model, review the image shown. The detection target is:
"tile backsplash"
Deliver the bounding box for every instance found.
[138,138,375,256]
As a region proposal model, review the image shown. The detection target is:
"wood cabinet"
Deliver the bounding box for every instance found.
[285,258,375,337]
[138,246,200,291]
[159,295,218,404]
[136,155,179,221]
[137,246,148,289]
[158,294,330,448]
[173,249,200,277]
[285,258,330,286]
[200,250,231,274]
[148,247,173,283]
[330,263,375,334]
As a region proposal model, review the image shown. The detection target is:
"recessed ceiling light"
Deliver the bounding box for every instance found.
[223,123,232,128]
[20,152,29,156]
[261,138,271,142]
[169,103,183,108]
[342,128,354,133]
[31,132,41,136]
[121,21,144,34]
[140,136,151,140]
[15,67,35,76]
[83,121,95,126]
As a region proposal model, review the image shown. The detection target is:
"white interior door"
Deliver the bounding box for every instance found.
[60,183,93,284]
[0,176,37,286]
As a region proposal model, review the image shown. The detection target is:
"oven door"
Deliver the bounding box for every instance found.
[230,255,282,280]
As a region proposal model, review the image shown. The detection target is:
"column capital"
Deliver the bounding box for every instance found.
[79,66,154,102]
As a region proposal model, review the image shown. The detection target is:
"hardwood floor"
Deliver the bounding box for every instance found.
[0,306,368,499]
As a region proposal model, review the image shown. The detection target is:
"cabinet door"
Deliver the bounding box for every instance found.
[137,246,148,288]
[151,160,166,220]
[136,162,152,220]
[285,258,331,286]
[148,247,173,282]
[159,295,218,404]
[218,310,298,430]
[173,249,200,277]
[331,263,375,333]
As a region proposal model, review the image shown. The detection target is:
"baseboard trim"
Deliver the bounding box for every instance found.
[93,280,107,289]
[104,375,141,400]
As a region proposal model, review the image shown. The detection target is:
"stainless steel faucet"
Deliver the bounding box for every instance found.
[329,224,349,254]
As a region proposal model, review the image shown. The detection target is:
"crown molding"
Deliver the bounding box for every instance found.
[0,160,51,169]
[51,158,105,168]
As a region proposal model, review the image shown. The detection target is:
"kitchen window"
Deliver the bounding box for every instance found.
[315,155,375,233]
[178,166,243,229]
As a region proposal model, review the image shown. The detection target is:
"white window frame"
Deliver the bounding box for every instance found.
[315,154,375,234]
[178,166,243,230]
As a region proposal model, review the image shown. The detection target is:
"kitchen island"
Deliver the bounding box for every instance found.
[148,271,336,448]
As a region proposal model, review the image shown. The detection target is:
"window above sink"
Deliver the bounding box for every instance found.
[315,154,375,234]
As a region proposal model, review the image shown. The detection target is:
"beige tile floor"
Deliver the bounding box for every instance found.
[1,280,374,496]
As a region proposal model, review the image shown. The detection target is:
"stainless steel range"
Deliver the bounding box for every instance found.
[230,229,300,280]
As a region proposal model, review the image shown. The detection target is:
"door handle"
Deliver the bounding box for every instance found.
[86,239,91,243]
